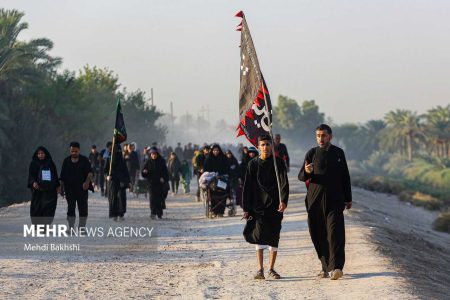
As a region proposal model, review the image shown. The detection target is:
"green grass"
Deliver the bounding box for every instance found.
[433,211,450,233]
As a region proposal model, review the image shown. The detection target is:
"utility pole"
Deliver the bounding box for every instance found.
[198,105,211,140]
[199,106,211,122]
[150,88,154,106]
[170,101,174,144]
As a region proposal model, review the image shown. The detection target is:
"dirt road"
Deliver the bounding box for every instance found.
[1,176,448,299]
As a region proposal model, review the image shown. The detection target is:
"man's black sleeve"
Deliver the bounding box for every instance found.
[60,158,67,182]
[298,149,315,182]
[341,150,352,203]
[283,144,290,168]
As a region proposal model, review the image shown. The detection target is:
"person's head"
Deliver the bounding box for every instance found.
[123,143,129,153]
[91,145,97,153]
[33,146,51,161]
[106,141,113,151]
[149,147,159,160]
[315,124,333,148]
[202,146,210,155]
[225,150,233,159]
[129,143,135,151]
[258,135,272,158]
[274,134,281,145]
[170,152,177,158]
[243,146,249,154]
[37,149,46,160]
[211,144,222,157]
[248,146,258,158]
[70,142,80,158]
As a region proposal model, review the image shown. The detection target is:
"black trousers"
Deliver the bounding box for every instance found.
[196,174,201,198]
[92,169,100,187]
[66,191,88,228]
[129,169,137,190]
[170,178,179,194]
[307,199,345,272]
[99,168,105,193]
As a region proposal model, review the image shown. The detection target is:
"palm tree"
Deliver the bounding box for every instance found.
[424,105,450,158]
[382,110,422,161]
[0,9,60,84]
[0,9,60,203]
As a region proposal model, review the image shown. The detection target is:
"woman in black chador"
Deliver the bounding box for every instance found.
[105,144,130,221]
[204,144,230,216]
[142,147,169,219]
[27,146,60,225]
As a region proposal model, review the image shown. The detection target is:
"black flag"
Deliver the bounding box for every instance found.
[235,11,273,146]
[114,99,127,144]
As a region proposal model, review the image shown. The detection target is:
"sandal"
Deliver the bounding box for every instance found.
[318,270,329,278]
[254,269,265,280]
[268,269,281,279]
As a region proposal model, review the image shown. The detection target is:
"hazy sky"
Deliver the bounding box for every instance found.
[3,0,450,125]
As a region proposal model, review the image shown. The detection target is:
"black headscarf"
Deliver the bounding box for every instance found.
[32,146,52,163]
[204,144,229,175]
[28,146,59,189]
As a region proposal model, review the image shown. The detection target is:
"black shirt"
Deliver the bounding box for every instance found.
[88,152,100,170]
[298,145,352,210]
[243,155,289,216]
[60,155,92,194]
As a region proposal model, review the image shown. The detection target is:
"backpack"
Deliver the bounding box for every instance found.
[192,151,201,169]
[38,164,53,191]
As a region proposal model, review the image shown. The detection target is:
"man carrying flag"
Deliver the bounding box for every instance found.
[236,11,289,280]
[105,99,131,221]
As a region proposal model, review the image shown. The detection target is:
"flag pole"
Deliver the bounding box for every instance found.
[260,82,283,204]
[238,12,283,204]
[108,132,116,177]
[109,98,120,177]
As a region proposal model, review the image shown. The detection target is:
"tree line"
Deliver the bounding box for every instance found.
[0,9,166,207]
[274,95,450,162]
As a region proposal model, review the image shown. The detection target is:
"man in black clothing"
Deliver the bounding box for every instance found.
[174,142,184,160]
[274,134,290,173]
[242,135,289,280]
[298,124,352,280]
[125,143,140,192]
[88,145,100,191]
[183,142,195,169]
[60,142,93,230]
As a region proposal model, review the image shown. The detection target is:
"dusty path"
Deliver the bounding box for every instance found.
[1,176,447,299]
